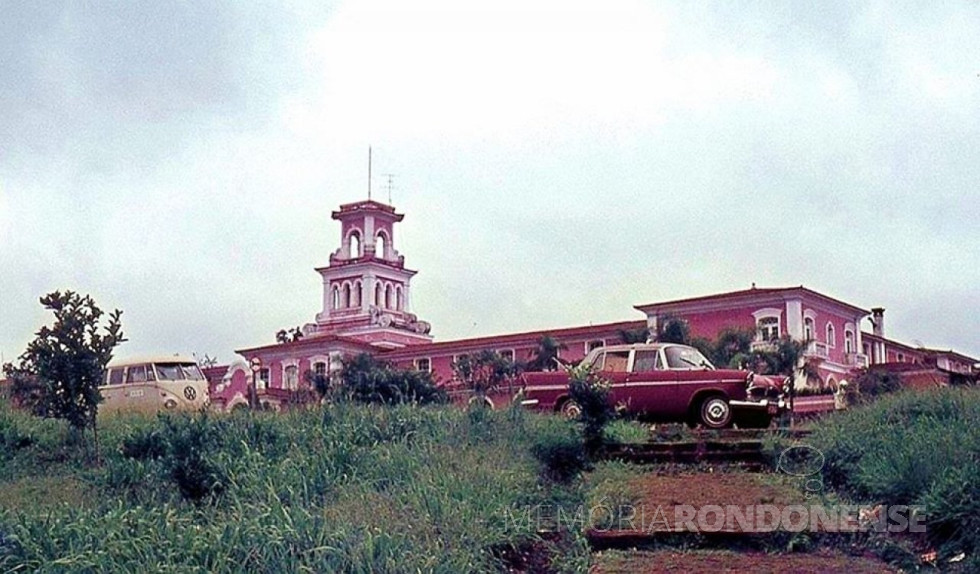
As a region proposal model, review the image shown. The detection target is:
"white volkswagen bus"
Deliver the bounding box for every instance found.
[101,355,210,414]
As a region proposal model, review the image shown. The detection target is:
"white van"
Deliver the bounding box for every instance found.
[101,355,210,414]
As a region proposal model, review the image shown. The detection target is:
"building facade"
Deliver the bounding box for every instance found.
[208,200,977,410]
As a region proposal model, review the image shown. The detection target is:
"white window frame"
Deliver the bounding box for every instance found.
[585,339,605,354]
[415,357,431,373]
[256,368,270,390]
[752,308,782,342]
[826,323,836,348]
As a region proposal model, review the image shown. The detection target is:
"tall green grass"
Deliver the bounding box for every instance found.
[808,388,980,564]
[0,402,590,572]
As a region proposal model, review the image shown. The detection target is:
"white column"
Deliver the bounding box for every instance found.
[363,273,377,310]
[364,216,376,249]
[785,300,803,340]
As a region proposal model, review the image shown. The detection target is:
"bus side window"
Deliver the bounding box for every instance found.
[127,365,147,383]
[108,368,124,386]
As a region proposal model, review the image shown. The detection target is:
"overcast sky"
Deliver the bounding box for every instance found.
[2,0,978,365]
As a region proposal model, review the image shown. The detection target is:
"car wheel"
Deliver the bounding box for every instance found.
[559,398,582,419]
[699,395,733,429]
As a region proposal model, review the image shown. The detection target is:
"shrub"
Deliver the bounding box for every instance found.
[118,413,232,502]
[567,364,615,455]
[809,388,980,560]
[0,406,34,456]
[339,353,447,405]
[850,368,903,404]
[530,420,588,483]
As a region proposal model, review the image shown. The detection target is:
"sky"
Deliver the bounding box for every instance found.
[2,0,978,366]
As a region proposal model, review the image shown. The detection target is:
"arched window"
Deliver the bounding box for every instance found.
[342,283,351,308]
[395,286,403,310]
[331,286,340,310]
[751,308,781,342]
[845,330,855,354]
[826,323,836,348]
[348,232,361,259]
[375,233,387,260]
[374,283,382,306]
[353,281,362,307]
[804,317,815,341]
[385,284,393,309]
[757,316,779,341]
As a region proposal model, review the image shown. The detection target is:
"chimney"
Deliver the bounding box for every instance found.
[871,307,885,337]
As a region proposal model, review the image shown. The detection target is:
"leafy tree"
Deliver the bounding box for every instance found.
[451,350,521,404]
[195,354,219,369]
[709,327,756,368]
[4,291,124,451]
[275,326,304,344]
[339,353,446,405]
[304,369,333,401]
[654,315,691,345]
[525,335,567,372]
[617,327,650,344]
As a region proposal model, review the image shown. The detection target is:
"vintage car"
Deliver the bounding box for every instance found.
[519,343,786,428]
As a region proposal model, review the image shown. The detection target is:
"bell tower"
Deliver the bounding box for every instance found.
[309,200,432,348]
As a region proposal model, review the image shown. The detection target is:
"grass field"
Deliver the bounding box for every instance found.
[0,402,590,572]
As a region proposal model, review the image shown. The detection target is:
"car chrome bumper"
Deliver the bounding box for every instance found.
[730,398,786,415]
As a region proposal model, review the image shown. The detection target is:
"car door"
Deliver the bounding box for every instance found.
[594,349,631,406]
[624,348,677,418]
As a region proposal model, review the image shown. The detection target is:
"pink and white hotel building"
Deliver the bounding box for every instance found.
[208,200,977,410]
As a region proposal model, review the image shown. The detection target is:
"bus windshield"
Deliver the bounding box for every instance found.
[154,363,204,381]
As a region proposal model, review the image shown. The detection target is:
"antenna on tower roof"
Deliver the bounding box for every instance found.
[382,173,395,205]
[367,146,372,201]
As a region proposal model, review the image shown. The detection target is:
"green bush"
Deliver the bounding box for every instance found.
[567,364,615,455]
[339,353,448,406]
[530,420,588,483]
[809,388,980,560]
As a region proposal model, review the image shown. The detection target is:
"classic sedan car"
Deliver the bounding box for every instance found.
[519,343,786,429]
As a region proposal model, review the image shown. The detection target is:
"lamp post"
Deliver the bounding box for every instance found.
[249,357,262,410]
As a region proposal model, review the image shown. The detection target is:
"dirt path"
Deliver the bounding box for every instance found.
[594,548,898,574]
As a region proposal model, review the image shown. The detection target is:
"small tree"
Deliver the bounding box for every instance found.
[526,335,567,372]
[5,291,125,454]
[709,327,756,368]
[566,363,615,456]
[451,350,521,406]
[617,327,650,344]
[339,353,446,405]
[304,369,333,401]
[655,315,691,345]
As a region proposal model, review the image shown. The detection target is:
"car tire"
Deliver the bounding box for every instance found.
[559,398,582,419]
[699,395,733,429]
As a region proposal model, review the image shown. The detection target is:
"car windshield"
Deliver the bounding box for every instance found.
[664,346,714,370]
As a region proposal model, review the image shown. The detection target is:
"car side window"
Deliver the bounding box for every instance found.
[599,351,630,373]
[632,350,660,373]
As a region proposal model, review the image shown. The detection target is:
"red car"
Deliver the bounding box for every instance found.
[519,343,786,429]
